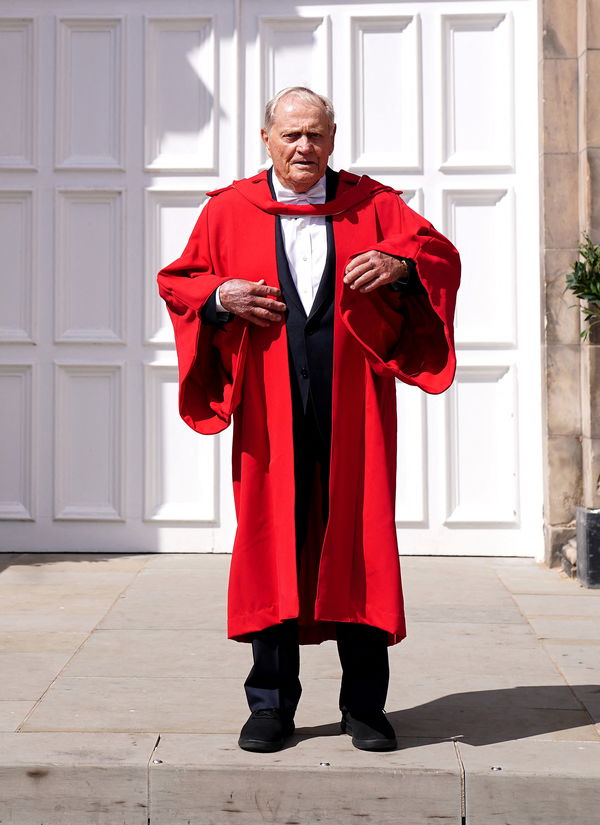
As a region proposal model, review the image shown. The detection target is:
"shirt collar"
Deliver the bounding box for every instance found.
[273,172,327,205]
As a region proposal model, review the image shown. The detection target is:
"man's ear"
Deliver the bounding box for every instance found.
[261,128,271,157]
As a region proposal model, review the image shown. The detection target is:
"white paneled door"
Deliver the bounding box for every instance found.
[0,0,542,556]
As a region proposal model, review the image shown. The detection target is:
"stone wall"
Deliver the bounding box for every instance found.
[541,0,600,563]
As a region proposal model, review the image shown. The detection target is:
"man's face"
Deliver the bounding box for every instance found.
[261,96,336,193]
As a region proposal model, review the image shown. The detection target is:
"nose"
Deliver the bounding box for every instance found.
[296,135,312,153]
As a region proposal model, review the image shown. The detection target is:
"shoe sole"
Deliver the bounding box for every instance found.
[238,737,284,753]
[350,736,397,751]
[341,721,397,751]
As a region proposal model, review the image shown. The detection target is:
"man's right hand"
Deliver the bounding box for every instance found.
[218,279,286,327]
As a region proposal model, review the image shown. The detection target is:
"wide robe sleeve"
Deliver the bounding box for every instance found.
[157,200,249,434]
[339,193,460,394]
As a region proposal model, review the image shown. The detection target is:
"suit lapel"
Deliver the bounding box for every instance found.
[268,168,306,316]
[267,167,340,322]
[307,168,338,324]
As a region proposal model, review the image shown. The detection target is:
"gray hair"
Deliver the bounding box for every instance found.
[263,87,335,133]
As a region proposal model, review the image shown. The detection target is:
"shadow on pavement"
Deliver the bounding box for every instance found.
[293,685,600,748]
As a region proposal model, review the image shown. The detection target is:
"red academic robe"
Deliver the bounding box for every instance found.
[157,169,460,645]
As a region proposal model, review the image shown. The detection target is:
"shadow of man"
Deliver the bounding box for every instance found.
[291,685,600,749]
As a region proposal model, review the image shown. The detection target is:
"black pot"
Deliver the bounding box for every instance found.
[576,506,600,588]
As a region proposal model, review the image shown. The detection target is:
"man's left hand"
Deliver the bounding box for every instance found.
[343,251,408,293]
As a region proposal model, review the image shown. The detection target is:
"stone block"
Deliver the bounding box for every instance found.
[588,147,600,237]
[150,734,462,825]
[580,50,600,147]
[590,0,600,49]
[543,153,580,248]
[542,0,578,57]
[544,435,582,525]
[542,58,578,153]
[579,148,592,233]
[544,247,582,344]
[545,344,581,434]
[581,344,600,437]
[582,436,600,506]
[578,0,600,51]
[458,740,600,825]
[0,732,156,825]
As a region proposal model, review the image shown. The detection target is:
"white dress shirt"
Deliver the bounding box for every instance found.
[216,172,328,316]
[273,174,327,315]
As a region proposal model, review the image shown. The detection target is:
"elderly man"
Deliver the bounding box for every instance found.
[158,87,460,753]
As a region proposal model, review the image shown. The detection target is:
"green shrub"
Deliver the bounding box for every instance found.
[565,233,600,339]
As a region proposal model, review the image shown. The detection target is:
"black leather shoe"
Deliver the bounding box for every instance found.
[238,709,295,753]
[341,710,397,751]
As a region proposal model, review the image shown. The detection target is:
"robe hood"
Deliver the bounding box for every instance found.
[207,168,401,217]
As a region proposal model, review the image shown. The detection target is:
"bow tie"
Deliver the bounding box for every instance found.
[276,182,326,205]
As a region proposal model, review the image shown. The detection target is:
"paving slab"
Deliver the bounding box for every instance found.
[0,732,157,825]
[458,740,600,825]
[61,628,249,678]
[567,684,600,733]
[0,631,88,653]
[0,553,21,574]
[491,558,587,595]
[541,644,600,727]
[0,702,36,732]
[526,617,600,641]
[143,553,230,571]
[396,622,564,680]
[543,640,600,682]
[405,603,525,623]
[0,583,127,632]
[385,689,599,744]
[2,553,151,573]
[149,734,462,825]
[0,652,75,700]
[0,567,142,588]
[98,584,227,631]
[21,676,245,733]
[513,593,600,617]
[134,560,230,583]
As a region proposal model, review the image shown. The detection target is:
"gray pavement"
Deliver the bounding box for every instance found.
[0,552,599,825]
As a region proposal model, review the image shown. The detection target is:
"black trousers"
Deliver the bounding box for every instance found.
[244,394,390,719]
[244,619,390,719]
